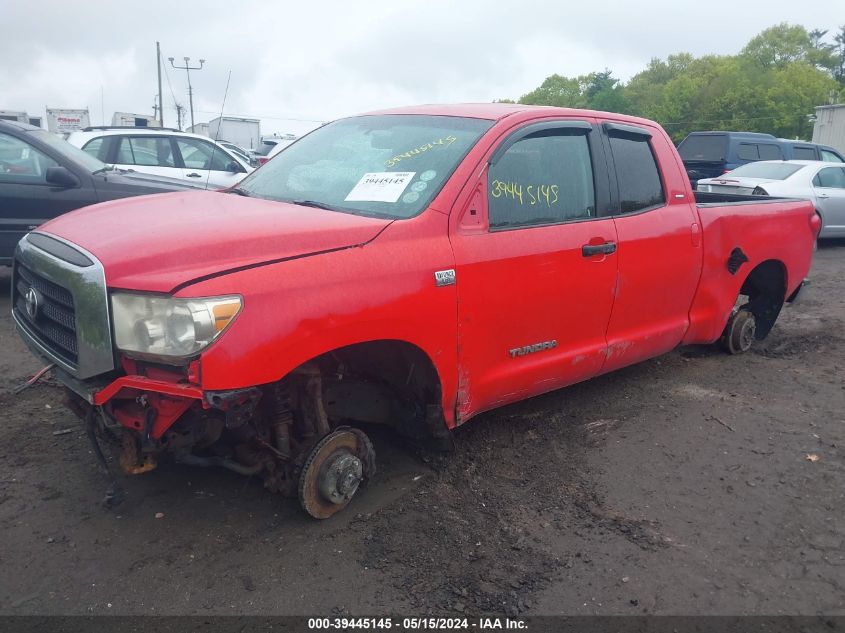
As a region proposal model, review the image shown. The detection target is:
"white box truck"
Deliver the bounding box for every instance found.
[208,116,261,150]
[46,108,90,134]
[112,112,160,127]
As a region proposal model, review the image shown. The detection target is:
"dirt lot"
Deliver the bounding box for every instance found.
[1,243,843,617]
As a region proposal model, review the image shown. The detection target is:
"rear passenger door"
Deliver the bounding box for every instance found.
[599,122,702,373]
[112,136,180,181]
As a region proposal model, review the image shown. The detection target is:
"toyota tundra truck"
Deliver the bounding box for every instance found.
[12,104,820,518]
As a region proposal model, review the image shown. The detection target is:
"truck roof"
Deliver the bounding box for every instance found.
[683,131,777,139]
[363,103,660,127]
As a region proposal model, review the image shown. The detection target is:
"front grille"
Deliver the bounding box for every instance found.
[13,259,78,364]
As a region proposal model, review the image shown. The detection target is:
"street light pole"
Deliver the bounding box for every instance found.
[168,56,205,131]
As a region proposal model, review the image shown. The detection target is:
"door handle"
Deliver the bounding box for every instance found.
[817,193,829,199]
[582,241,617,257]
[186,172,202,178]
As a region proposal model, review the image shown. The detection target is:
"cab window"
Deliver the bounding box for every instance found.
[607,134,665,214]
[758,143,781,160]
[488,131,595,230]
[792,146,816,160]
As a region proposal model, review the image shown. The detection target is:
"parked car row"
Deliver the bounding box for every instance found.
[0,119,196,264]
[67,126,254,189]
[678,131,844,186]
[696,160,845,238]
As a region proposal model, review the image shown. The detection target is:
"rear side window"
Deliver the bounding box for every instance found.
[792,146,816,160]
[116,136,176,167]
[488,131,595,229]
[678,135,726,161]
[821,149,844,163]
[758,144,781,160]
[608,135,665,214]
[736,142,782,161]
[814,167,845,189]
[736,143,758,160]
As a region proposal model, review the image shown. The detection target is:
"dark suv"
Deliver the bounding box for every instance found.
[677,131,844,186]
[0,120,195,264]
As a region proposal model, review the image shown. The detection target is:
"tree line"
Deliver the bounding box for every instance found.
[501,24,845,142]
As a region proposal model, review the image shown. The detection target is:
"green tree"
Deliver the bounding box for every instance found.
[519,74,586,107]
[834,25,845,83]
[741,23,836,72]
[505,23,841,142]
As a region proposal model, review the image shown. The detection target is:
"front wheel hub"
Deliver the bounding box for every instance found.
[318,452,363,504]
[298,427,375,519]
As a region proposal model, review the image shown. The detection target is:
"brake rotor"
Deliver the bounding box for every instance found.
[726,309,756,354]
[298,427,375,519]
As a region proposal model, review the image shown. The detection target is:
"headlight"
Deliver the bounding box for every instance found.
[111,293,242,361]
[697,183,711,192]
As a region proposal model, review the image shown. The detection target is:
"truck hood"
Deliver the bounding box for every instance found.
[38,191,392,292]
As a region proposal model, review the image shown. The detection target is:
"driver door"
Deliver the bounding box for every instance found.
[449,119,618,421]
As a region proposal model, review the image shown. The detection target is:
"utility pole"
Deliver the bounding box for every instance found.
[175,103,185,131]
[168,55,205,131]
[156,41,165,127]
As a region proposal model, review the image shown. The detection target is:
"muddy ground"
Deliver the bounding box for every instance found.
[1,243,843,617]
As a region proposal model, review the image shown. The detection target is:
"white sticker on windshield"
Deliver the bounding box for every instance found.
[345,172,415,203]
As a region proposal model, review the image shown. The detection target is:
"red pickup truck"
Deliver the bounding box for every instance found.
[13,104,819,518]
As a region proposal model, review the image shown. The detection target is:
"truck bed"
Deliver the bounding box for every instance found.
[694,191,794,206]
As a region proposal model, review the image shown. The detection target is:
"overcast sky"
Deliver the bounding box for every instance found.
[3,0,842,138]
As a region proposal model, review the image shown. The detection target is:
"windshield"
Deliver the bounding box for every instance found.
[678,135,726,162]
[726,162,803,180]
[255,141,277,156]
[28,129,106,173]
[237,115,493,219]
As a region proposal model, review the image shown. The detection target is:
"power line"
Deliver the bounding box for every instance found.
[160,51,186,130]
[662,114,790,127]
[168,55,205,131]
[190,108,326,124]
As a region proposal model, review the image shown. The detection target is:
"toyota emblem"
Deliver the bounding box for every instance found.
[24,287,40,320]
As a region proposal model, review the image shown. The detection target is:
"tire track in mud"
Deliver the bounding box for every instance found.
[358,405,668,616]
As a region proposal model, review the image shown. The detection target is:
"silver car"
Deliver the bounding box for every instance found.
[697,160,845,237]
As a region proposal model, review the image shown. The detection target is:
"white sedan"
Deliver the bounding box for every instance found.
[697,160,845,238]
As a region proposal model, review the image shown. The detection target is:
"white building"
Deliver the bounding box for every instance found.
[812,104,845,154]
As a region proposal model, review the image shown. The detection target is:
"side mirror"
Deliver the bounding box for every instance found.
[45,166,80,188]
[227,160,244,174]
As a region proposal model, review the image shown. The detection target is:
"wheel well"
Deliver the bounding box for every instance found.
[739,259,787,340]
[294,340,448,443]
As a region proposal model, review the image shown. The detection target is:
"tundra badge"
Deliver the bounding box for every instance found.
[509,340,558,358]
[435,269,456,287]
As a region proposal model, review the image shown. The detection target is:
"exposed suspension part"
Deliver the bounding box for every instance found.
[269,379,294,460]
